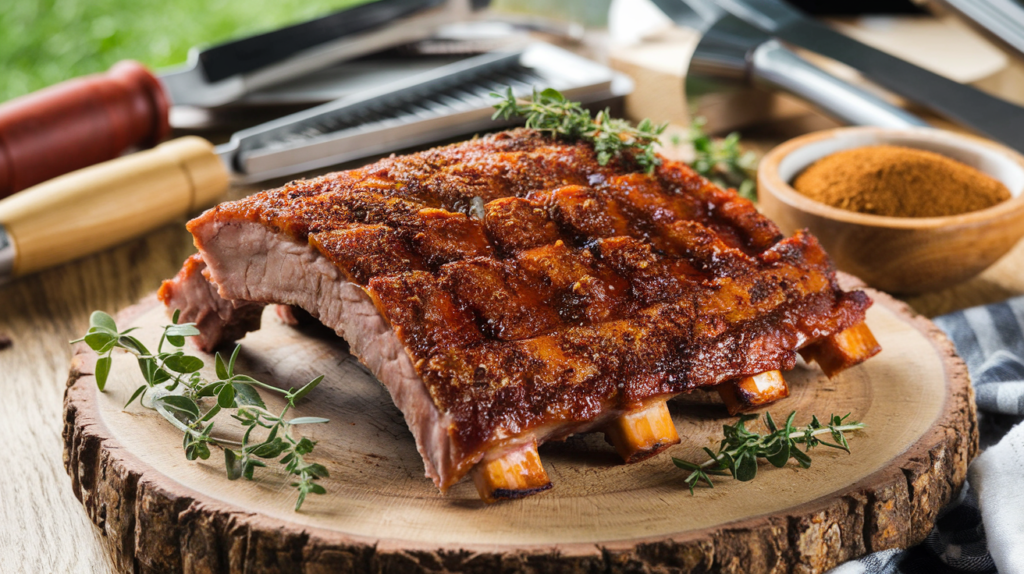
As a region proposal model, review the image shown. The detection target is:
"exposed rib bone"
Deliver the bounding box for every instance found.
[472,440,552,503]
[800,321,882,378]
[603,400,681,463]
[717,370,789,416]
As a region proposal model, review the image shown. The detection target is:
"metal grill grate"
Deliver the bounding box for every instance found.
[259,65,545,152]
[217,43,629,183]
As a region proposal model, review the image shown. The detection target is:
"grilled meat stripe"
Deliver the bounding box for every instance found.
[159,129,877,500]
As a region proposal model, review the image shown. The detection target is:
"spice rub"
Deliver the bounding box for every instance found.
[171,129,877,494]
[793,145,1011,218]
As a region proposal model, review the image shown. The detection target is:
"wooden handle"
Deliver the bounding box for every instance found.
[0,60,170,198]
[0,136,227,277]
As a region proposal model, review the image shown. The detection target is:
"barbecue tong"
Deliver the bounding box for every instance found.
[712,0,1024,153]
[652,0,927,129]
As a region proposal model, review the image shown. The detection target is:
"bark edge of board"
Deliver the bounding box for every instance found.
[61,278,979,574]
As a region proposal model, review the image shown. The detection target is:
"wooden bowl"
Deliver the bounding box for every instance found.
[758,127,1024,294]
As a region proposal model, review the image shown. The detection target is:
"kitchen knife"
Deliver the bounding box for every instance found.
[0,136,227,280]
[713,0,1024,153]
[0,43,626,281]
[651,0,927,128]
[0,0,480,198]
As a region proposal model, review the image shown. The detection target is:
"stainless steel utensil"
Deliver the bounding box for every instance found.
[218,43,629,183]
[652,0,927,128]
[927,0,1024,60]
[0,43,629,280]
[714,0,1024,152]
[161,0,482,108]
[0,0,487,196]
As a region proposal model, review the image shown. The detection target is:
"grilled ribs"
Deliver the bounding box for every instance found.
[159,129,878,501]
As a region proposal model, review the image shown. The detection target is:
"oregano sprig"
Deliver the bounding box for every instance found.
[72,310,329,510]
[673,411,865,494]
[491,87,667,173]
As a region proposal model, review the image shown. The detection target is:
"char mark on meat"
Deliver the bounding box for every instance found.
[160,129,875,495]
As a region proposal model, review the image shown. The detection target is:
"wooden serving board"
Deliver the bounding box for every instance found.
[63,278,977,574]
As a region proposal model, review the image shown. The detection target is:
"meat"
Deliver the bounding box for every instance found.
[157,254,263,352]
[160,129,876,499]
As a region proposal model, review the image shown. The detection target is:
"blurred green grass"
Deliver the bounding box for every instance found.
[0,0,368,103]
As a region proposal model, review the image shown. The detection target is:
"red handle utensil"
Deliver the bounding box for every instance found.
[0,60,171,199]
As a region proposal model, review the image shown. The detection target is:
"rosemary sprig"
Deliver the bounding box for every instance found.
[671,117,759,200]
[491,87,667,173]
[673,411,865,494]
[72,310,329,510]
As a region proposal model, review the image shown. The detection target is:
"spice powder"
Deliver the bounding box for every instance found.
[792,145,1011,218]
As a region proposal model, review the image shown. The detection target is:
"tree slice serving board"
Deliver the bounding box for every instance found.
[63,277,977,574]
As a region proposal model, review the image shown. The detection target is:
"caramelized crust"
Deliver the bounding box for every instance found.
[189,129,872,470]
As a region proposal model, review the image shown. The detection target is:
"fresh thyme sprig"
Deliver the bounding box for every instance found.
[72,310,329,510]
[673,411,865,494]
[491,87,667,173]
[671,117,759,200]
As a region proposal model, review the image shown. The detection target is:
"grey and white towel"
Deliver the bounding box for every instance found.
[937,302,1024,419]
[829,297,1024,574]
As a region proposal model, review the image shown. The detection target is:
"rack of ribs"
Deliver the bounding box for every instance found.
[159,129,880,502]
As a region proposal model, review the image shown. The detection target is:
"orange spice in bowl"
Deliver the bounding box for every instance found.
[791,145,1011,218]
[756,127,1024,293]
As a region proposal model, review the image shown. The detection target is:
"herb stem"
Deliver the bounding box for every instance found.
[150,395,244,447]
[694,422,866,472]
[674,411,866,493]
[244,379,291,394]
[74,309,330,510]
[671,117,758,200]
[492,87,666,173]
[240,404,286,421]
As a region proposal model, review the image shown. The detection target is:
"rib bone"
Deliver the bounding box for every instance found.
[717,370,789,415]
[603,399,681,463]
[800,321,881,378]
[472,440,552,503]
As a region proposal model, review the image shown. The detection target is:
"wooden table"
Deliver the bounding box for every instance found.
[1,119,1020,573]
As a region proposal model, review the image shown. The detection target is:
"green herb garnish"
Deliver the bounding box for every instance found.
[491,89,758,198]
[673,411,865,494]
[72,310,329,511]
[491,87,667,173]
[671,117,759,200]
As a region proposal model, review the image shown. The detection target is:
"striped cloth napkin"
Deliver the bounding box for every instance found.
[829,297,1024,574]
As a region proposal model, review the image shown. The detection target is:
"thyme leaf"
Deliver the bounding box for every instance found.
[671,117,759,200]
[491,90,757,199]
[491,87,667,173]
[72,310,330,511]
[673,411,865,494]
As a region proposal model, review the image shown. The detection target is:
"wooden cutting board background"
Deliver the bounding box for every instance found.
[1,122,1023,573]
[61,278,975,573]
